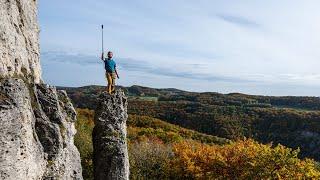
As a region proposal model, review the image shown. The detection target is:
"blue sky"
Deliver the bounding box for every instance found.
[39,0,320,96]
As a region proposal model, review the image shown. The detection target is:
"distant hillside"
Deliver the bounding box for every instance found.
[59,85,320,161]
[58,85,320,110]
[127,114,229,144]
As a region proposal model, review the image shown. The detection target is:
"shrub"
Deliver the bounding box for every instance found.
[129,139,173,180]
[170,139,320,179]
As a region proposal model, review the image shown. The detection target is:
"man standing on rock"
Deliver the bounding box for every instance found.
[101,51,119,94]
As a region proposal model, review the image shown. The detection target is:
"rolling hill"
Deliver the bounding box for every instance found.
[59,85,320,162]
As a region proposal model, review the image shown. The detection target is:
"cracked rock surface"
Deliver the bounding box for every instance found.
[0,79,83,180]
[93,90,130,180]
[0,0,42,83]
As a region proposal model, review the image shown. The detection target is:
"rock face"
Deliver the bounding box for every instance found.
[35,83,82,179]
[0,79,46,179]
[0,79,82,179]
[0,0,82,179]
[0,0,42,83]
[93,90,130,180]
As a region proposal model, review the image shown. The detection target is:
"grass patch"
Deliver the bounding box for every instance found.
[74,108,95,180]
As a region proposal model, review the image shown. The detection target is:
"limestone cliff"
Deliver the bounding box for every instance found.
[0,79,46,179]
[0,79,82,179]
[0,0,41,83]
[93,90,130,180]
[0,0,82,179]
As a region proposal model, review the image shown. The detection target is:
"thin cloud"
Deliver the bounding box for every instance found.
[41,51,249,83]
[217,14,260,28]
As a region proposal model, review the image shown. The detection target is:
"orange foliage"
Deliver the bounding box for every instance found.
[171,139,320,179]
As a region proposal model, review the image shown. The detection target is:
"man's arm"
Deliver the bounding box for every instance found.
[115,67,119,79]
[101,53,104,61]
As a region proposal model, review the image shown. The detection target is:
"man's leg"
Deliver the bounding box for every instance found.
[111,73,116,93]
[106,73,112,94]
[112,78,116,92]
